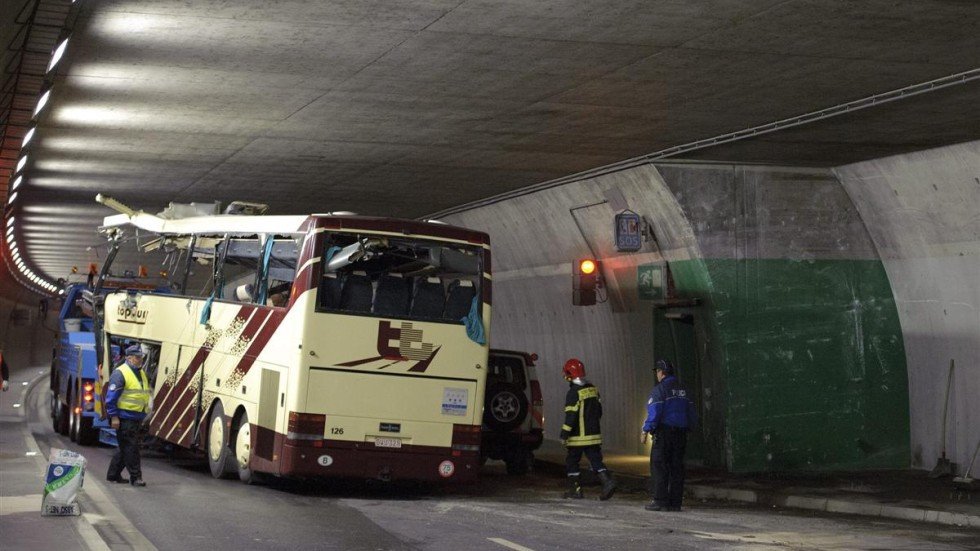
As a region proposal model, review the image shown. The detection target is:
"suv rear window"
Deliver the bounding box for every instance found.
[488,355,527,390]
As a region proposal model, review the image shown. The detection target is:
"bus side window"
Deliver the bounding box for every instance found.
[373,274,411,317]
[340,271,373,313]
[410,277,445,318]
[320,274,343,309]
[444,279,475,321]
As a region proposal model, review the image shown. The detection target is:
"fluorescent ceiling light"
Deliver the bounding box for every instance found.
[11,176,23,190]
[6,217,14,227]
[8,192,18,204]
[5,225,12,235]
[16,155,27,172]
[47,38,70,73]
[22,128,36,147]
[34,90,52,117]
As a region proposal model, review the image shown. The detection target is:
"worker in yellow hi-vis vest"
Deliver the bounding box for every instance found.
[559,358,616,501]
[105,344,150,487]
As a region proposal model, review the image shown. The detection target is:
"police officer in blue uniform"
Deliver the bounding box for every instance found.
[105,344,151,487]
[642,359,697,511]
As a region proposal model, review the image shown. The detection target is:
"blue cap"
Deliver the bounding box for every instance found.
[125,344,145,357]
[655,359,674,375]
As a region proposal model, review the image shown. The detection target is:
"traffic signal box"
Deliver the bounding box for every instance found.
[573,258,599,306]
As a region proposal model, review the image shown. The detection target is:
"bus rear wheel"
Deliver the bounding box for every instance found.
[234,412,259,484]
[207,402,235,479]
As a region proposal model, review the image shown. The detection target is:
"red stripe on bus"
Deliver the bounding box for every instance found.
[156,306,268,438]
[151,305,255,432]
[230,309,285,379]
[170,308,284,448]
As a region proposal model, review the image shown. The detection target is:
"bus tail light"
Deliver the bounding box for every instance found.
[451,424,481,456]
[287,412,325,446]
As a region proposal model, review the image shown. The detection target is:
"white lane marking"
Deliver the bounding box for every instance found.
[1,494,42,514]
[488,538,536,551]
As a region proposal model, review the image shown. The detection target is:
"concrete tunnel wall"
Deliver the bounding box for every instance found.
[0,295,54,384]
[835,141,980,474]
[442,161,912,472]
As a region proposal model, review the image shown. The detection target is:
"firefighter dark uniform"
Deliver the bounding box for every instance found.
[643,359,698,511]
[559,358,616,500]
[105,344,150,487]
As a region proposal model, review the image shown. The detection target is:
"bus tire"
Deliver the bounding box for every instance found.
[234,412,258,484]
[207,401,235,479]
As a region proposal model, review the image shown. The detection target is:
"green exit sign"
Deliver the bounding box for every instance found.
[637,264,665,300]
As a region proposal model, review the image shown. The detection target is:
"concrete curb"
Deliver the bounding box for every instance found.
[535,457,980,529]
[686,484,980,529]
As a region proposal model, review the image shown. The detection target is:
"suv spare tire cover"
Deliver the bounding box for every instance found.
[483,382,528,432]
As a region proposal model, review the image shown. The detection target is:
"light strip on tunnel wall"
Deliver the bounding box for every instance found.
[48,38,70,73]
[15,155,27,173]
[33,89,51,117]
[8,192,18,205]
[22,128,35,147]
[11,176,23,191]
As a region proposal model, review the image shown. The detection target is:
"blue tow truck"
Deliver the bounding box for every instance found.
[49,283,109,446]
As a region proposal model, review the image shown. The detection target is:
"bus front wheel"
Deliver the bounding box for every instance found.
[207,402,235,479]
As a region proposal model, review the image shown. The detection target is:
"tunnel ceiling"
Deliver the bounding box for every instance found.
[1,0,979,295]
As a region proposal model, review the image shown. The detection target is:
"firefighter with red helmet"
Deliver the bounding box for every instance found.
[559,358,617,500]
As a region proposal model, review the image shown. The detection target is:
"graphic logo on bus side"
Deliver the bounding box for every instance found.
[338,321,441,372]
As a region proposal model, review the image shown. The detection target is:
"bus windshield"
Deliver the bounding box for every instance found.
[316,232,483,324]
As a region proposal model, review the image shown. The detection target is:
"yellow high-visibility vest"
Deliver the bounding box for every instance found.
[116,364,150,413]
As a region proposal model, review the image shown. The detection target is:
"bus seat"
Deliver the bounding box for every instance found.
[320,274,342,309]
[410,277,445,318]
[444,279,476,321]
[374,274,412,317]
[340,271,373,312]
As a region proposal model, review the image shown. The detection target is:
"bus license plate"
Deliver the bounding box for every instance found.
[375,437,402,449]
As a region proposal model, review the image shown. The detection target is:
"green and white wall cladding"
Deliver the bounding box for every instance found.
[835,140,980,475]
[442,162,910,472]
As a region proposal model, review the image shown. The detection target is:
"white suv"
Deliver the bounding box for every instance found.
[481,349,544,475]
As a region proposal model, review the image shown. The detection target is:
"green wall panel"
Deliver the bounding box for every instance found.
[666,258,909,472]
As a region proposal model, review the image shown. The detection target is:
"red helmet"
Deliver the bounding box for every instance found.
[563,358,586,379]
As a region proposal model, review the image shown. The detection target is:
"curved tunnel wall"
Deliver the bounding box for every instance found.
[835,141,980,473]
[443,161,910,472]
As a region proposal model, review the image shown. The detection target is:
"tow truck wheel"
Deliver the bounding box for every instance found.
[235,412,258,484]
[207,402,235,479]
[55,398,70,436]
[76,412,98,446]
[51,392,60,432]
[69,394,80,442]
